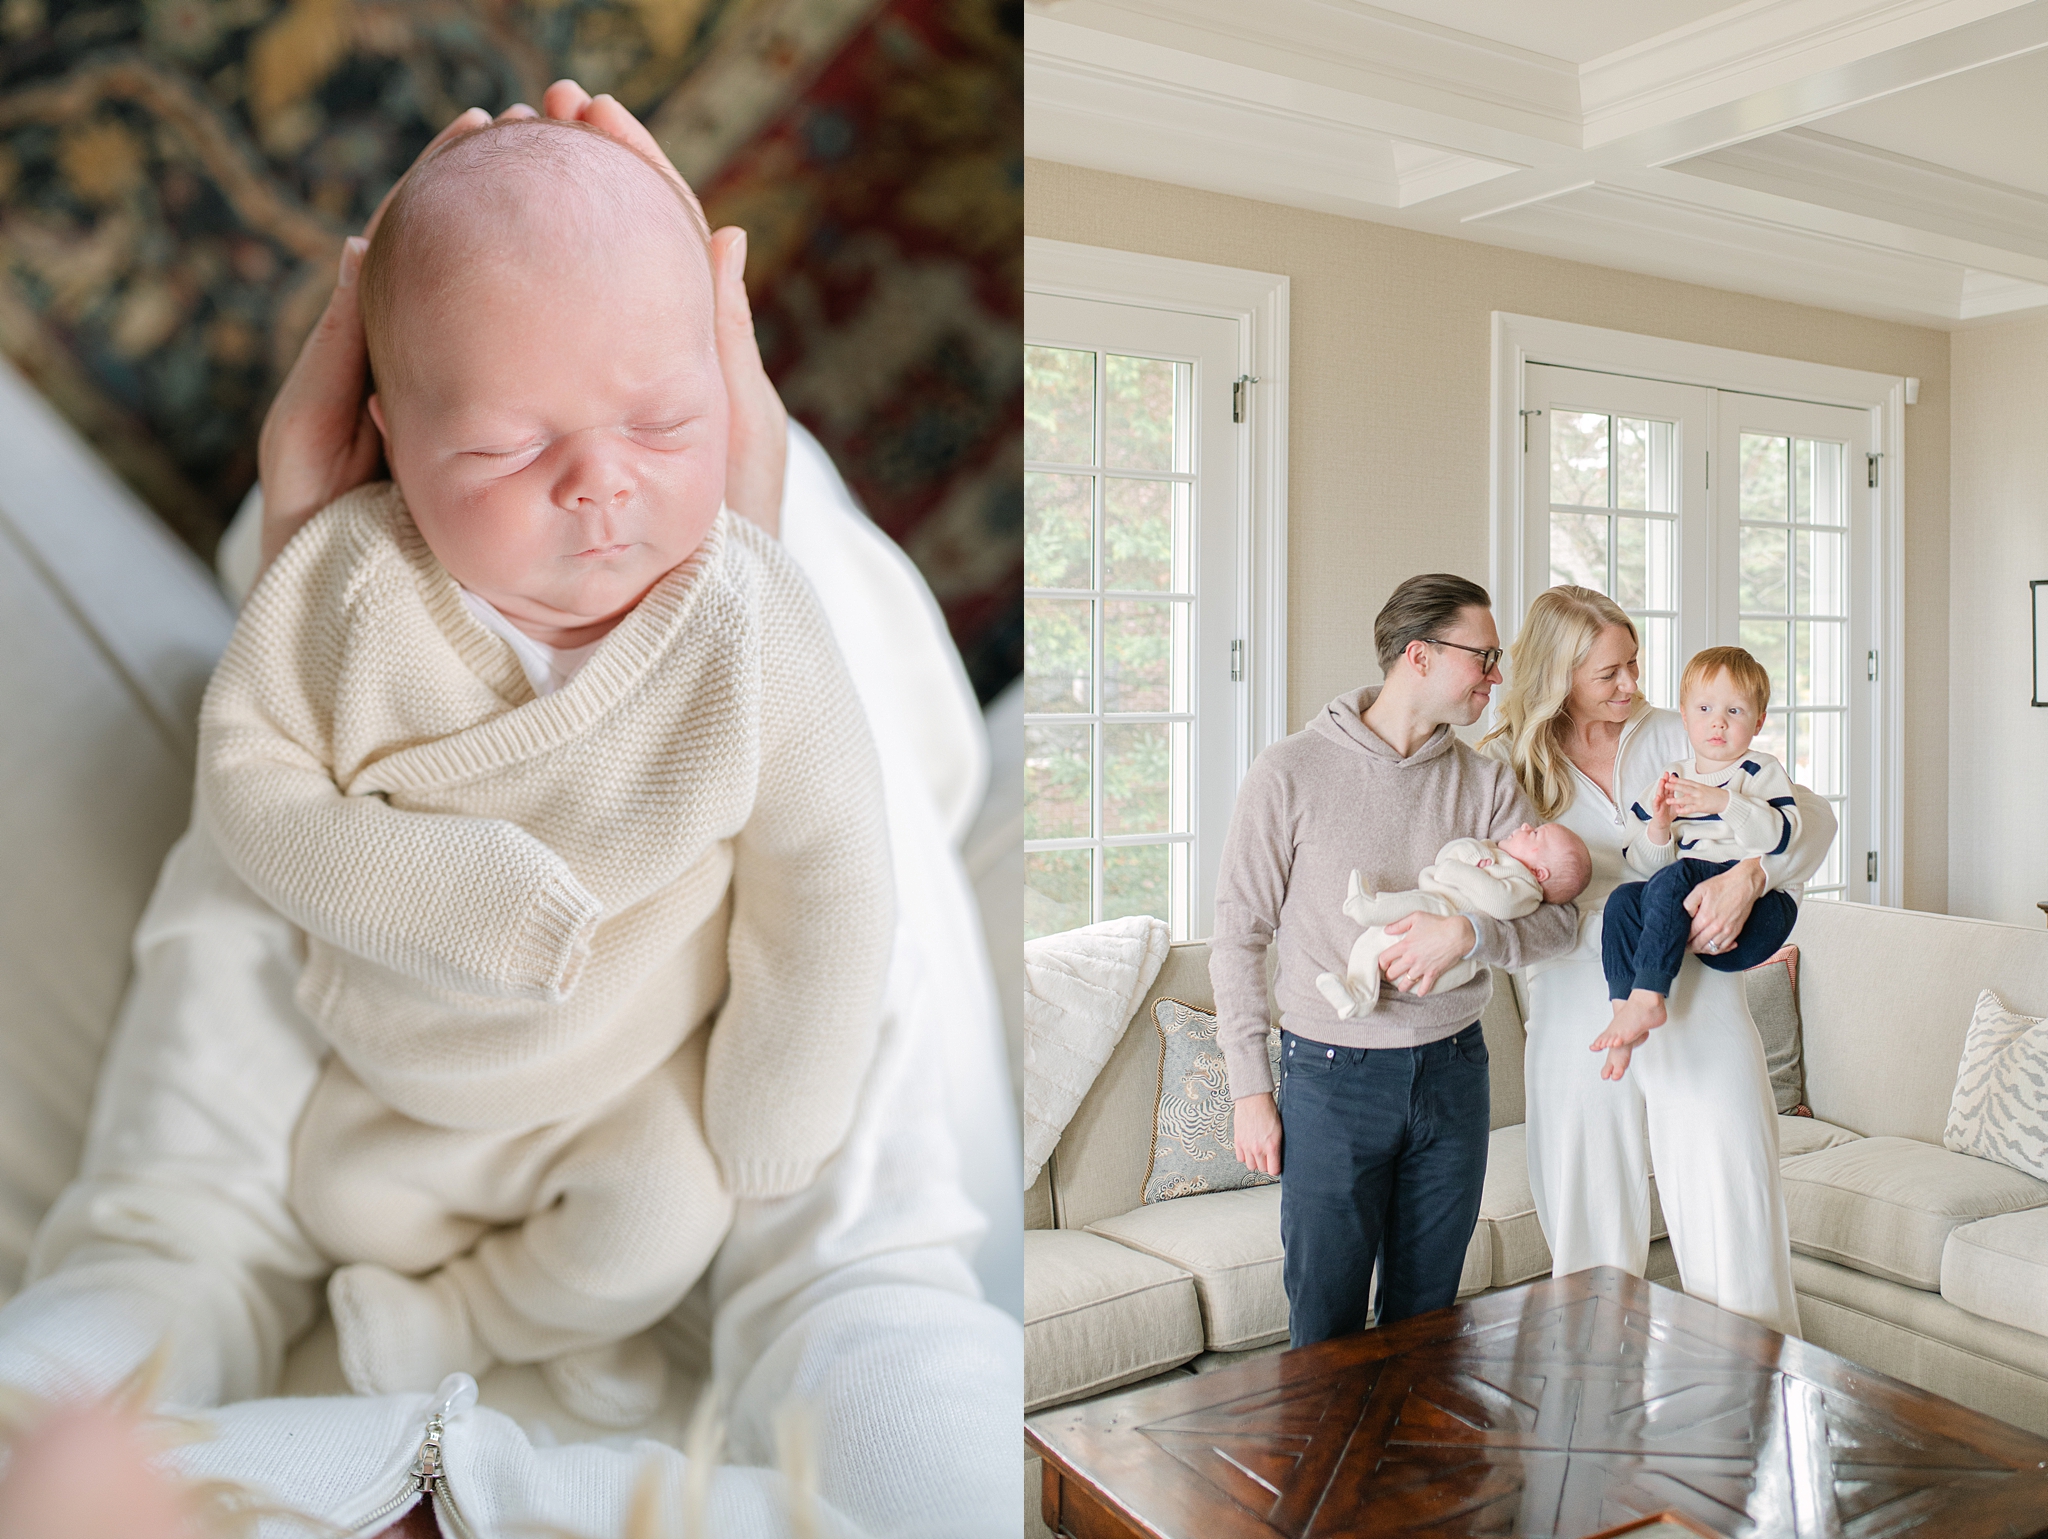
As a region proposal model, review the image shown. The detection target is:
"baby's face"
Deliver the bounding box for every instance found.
[1499,823,1587,904]
[367,146,726,649]
[1682,669,1763,762]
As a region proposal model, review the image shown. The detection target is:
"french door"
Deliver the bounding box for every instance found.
[1522,364,1874,901]
[1023,293,1241,941]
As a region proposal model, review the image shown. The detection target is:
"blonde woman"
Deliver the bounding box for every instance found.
[1480,587,1834,1335]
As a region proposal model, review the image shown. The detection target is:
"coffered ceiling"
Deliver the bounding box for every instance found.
[1025,0,2048,326]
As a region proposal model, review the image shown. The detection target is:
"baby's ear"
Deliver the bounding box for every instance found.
[1532,863,1550,882]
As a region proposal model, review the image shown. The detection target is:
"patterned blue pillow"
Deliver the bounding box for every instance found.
[1141,998,1282,1205]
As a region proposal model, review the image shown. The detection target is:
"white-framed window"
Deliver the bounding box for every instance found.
[1024,240,1288,941]
[1496,316,1903,904]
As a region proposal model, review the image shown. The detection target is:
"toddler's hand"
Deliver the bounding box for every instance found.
[1667,776,1731,818]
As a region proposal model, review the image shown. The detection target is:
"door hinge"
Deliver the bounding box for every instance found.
[1867,851,1878,884]
[1867,452,1882,488]
[1519,407,1543,453]
[1867,649,1879,682]
[1230,640,1245,682]
[1232,375,1261,424]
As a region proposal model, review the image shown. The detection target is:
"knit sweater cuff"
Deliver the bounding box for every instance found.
[724,1155,825,1200]
[1223,1039,1276,1100]
[503,875,603,1001]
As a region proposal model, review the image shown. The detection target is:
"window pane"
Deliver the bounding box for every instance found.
[1025,346,1094,465]
[1795,529,1845,616]
[1103,477,1175,592]
[1104,842,1171,925]
[1023,724,1091,840]
[1793,620,1846,707]
[1025,473,1092,590]
[1550,411,1608,507]
[1739,433,1788,517]
[1809,823,1843,889]
[1103,722,1172,836]
[1794,711,1843,797]
[1551,511,1608,591]
[1613,516,1675,611]
[1025,849,1092,940]
[1749,710,1786,772]
[1636,614,1676,709]
[1739,526,1788,613]
[1740,619,1790,719]
[1792,437,1812,523]
[1104,355,1178,472]
[1807,440,1846,526]
[1024,597,1091,712]
[1102,600,1174,713]
[1613,416,1677,513]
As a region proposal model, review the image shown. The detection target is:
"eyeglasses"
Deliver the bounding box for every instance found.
[1423,638,1503,674]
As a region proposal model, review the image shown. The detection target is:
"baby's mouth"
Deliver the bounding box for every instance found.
[571,543,633,559]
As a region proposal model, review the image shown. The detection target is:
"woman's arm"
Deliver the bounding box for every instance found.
[1683,786,1835,953]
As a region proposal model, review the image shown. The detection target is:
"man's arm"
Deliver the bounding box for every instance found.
[1209,754,1293,1100]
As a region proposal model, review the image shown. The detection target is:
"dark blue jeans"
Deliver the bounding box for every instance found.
[1277,1022,1490,1347]
[1602,857,1799,1000]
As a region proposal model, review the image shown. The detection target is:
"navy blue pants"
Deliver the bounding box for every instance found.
[1277,1022,1490,1347]
[1602,857,1798,1000]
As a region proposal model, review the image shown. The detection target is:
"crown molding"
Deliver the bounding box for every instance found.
[1674,127,2048,260]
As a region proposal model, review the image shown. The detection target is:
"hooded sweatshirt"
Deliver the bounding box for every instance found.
[1210,685,1580,1096]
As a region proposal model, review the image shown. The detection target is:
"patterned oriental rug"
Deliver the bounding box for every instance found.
[0,0,1022,700]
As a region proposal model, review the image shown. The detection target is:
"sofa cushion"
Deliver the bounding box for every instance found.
[1086,1186,1286,1353]
[1776,1114,1861,1160]
[1477,1124,1667,1289]
[1941,1206,2048,1338]
[1745,944,1805,1114]
[1142,1000,1280,1204]
[1943,989,2048,1186]
[1024,1229,1203,1412]
[1781,1135,2048,1289]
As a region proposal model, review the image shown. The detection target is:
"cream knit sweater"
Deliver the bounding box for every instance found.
[196,483,892,1198]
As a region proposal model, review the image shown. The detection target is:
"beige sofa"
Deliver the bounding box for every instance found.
[1024,901,2048,1525]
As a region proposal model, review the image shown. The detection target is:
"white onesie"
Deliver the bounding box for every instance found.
[1314,837,1543,1020]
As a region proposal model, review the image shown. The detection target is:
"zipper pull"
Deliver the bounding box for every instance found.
[410,1374,478,1493]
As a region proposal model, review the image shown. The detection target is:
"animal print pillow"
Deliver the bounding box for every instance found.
[1142,998,1281,1205]
[1944,988,2048,1185]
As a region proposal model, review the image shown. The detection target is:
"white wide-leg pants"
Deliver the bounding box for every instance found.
[1523,941,1801,1337]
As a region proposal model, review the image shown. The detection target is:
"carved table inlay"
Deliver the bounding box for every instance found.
[1026,1268,2048,1538]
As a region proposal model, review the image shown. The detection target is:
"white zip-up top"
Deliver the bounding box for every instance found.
[1623,749,1801,875]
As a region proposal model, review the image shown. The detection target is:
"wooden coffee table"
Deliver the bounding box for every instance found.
[1026,1267,2048,1538]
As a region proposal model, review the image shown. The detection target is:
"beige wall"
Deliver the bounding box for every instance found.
[1027,160,1953,912]
[1948,316,2048,926]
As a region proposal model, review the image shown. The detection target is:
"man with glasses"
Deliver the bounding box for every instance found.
[1212,573,1581,1345]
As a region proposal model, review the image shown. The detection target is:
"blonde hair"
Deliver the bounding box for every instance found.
[1681,645,1771,715]
[1478,585,1641,820]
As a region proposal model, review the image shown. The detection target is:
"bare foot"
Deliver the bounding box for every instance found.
[1602,1041,1635,1080]
[1590,990,1666,1056]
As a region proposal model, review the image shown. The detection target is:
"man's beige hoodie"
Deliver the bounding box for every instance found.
[1209,686,1579,1098]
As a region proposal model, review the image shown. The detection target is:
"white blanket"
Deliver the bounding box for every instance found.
[1022,916,1170,1188]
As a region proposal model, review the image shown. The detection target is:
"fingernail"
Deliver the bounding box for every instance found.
[339,236,367,287]
[729,228,747,278]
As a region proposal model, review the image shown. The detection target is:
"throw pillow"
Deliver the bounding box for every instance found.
[1945,989,2048,1185]
[1744,944,1807,1115]
[1142,999,1282,1205]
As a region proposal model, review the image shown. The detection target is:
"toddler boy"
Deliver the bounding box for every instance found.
[1594,646,1799,1079]
[195,120,892,1427]
[1316,823,1590,1019]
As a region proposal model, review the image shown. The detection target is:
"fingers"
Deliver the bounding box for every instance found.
[496,102,538,121]
[543,78,593,119]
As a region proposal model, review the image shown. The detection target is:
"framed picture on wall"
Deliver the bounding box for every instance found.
[2036,581,2048,707]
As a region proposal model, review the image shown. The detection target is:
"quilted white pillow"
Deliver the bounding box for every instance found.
[1944,988,2048,1185]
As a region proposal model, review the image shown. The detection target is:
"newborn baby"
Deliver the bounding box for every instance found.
[1315,824,1589,1020]
[195,120,892,1427]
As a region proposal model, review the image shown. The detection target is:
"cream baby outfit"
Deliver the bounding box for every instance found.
[194,482,892,1426]
[1314,837,1543,1020]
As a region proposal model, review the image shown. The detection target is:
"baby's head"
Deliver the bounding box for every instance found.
[1678,646,1770,762]
[1498,822,1591,905]
[359,119,726,645]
